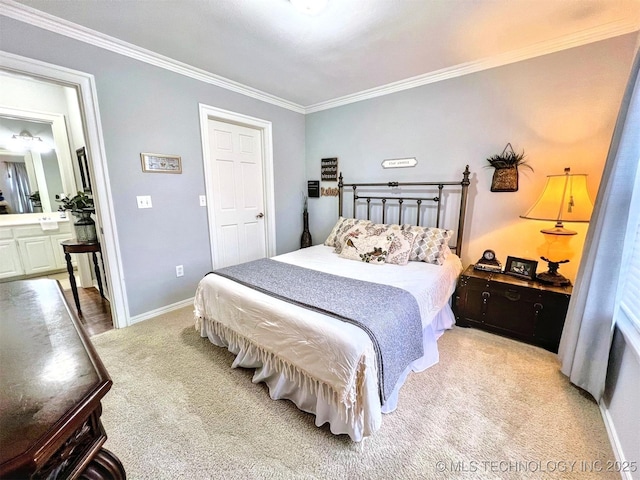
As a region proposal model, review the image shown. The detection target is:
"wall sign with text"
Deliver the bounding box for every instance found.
[381,157,417,169]
[321,187,339,197]
[321,157,338,181]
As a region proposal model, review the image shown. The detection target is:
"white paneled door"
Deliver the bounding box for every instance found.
[207,119,267,268]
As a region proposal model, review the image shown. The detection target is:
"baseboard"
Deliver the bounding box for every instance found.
[599,402,635,480]
[128,297,194,325]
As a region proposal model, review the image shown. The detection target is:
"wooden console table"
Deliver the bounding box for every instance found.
[61,239,105,313]
[453,265,572,352]
[0,279,125,479]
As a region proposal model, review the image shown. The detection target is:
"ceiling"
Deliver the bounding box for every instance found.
[6,0,640,109]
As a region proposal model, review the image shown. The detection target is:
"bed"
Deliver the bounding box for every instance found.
[194,166,471,441]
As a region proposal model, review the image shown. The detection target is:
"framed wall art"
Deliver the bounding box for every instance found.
[76,146,92,192]
[321,157,338,181]
[140,153,182,174]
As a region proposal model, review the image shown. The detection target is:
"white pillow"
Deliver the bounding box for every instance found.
[339,231,394,265]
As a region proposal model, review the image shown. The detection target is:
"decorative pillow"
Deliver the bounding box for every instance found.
[384,228,417,266]
[405,226,453,265]
[336,222,397,254]
[324,216,348,247]
[325,217,371,250]
[339,232,394,265]
[337,222,415,264]
[362,222,395,236]
[333,219,372,253]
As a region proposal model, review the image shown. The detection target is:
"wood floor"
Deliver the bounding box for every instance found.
[63,286,114,336]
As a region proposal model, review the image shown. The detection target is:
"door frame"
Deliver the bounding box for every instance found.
[0,107,94,288]
[1,51,129,328]
[198,104,276,268]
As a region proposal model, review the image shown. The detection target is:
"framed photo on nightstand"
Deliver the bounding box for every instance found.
[505,256,537,280]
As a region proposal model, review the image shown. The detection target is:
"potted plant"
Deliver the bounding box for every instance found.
[56,191,94,212]
[56,191,97,243]
[486,143,533,192]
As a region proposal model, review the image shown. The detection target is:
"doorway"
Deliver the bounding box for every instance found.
[199,104,276,268]
[1,51,128,329]
[0,106,96,290]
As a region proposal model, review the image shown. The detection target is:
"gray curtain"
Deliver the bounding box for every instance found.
[558,49,640,401]
[5,161,33,214]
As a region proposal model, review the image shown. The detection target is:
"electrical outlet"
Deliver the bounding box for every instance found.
[176,265,184,277]
[136,195,152,209]
[199,195,207,207]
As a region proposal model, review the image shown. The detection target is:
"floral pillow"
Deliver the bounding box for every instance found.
[361,223,416,265]
[324,216,346,247]
[385,228,417,265]
[325,217,371,249]
[404,225,453,265]
[339,231,394,265]
[334,220,373,253]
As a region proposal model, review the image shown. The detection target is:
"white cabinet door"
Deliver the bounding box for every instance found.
[51,233,74,269]
[17,237,57,275]
[0,239,24,279]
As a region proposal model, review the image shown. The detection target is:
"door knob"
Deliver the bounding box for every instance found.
[256,212,264,218]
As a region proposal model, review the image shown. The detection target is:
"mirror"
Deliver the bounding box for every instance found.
[0,112,77,215]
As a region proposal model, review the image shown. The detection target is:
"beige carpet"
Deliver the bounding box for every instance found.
[92,307,616,479]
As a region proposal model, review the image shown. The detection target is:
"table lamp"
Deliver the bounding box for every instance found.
[520,167,594,286]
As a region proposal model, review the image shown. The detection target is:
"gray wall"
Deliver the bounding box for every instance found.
[305,34,637,281]
[1,17,306,316]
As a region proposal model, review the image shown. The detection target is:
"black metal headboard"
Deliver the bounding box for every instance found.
[338,165,471,257]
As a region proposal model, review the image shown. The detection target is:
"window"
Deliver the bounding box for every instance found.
[618,222,640,332]
[616,157,640,339]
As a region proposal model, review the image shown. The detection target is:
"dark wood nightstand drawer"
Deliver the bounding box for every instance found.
[453,265,572,352]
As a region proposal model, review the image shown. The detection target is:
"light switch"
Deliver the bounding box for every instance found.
[137,195,152,208]
[199,195,207,207]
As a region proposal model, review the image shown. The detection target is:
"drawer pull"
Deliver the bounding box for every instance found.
[534,302,544,312]
[505,289,521,301]
[481,291,490,315]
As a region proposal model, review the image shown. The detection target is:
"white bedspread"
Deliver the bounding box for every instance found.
[194,245,462,441]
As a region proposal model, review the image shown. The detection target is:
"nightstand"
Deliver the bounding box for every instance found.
[452,265,572,353]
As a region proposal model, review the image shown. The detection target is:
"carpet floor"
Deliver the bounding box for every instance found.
[91,306,616,479]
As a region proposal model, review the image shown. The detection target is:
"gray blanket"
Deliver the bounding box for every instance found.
[209,258,424,402]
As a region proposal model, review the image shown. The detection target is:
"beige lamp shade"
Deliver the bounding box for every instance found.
[520,168,594,235]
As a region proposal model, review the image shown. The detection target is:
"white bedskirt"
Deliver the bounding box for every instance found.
[196,303,454,441]
[195,245,461,441]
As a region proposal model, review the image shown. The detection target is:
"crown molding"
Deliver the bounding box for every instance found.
[305,19,640,113]
[0,0,306,114]
[2,0,638,115]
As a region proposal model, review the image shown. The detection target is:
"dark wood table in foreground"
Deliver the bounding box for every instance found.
[0,279,125,479]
